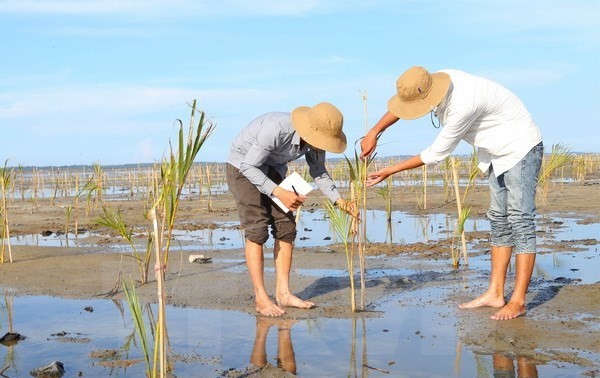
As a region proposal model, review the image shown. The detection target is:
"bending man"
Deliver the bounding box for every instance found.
[361,66,543,320]
[227,102,354,317]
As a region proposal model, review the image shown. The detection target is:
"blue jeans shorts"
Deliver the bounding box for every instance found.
[487,142,543,254]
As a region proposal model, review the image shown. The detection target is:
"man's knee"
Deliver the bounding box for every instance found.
[486,208,507,223]
[245,227,270,245]
[272,220,297,243]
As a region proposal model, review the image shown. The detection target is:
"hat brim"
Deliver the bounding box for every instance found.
[387,72,451,120]
[291,107,347,153]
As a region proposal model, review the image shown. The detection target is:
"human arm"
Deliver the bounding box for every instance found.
[365,155,424,187]
[360,111,400,159]
[303,149,355,216]
[305,148,341,203]
[238,124,282,196]
[419,107,478,165]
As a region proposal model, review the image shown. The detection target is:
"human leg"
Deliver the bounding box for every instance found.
[493,354,516,378]
[491,253,535,320]
[276,319,297,374]
[268,173,314,310]
[458,246,511,309]
[246,240,285,316]
[516,356,539,378]
[250,316,275,367]
[459,166,512,310]
[491,143,543,320]
[273,240,315,309]
[226,164,283,316]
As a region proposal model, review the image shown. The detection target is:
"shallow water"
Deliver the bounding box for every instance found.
[13,210,598,254]
[1,273,596,378]
[9,210,598,286]
[9,210,476,250]
[2,210,598,376]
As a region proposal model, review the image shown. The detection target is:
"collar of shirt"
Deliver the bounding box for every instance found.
[291,131,310,160]
[434,83,453,119]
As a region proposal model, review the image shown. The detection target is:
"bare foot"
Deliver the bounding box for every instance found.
[458,292,505,309]
[256,298,285,317]
[491,302,526,320]
[276,292,315,310]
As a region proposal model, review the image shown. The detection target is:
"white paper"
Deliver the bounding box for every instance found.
[270,171,313,213]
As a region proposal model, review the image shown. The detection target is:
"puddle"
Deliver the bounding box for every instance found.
[539,215,600,242]
[10,211,598,253]
[0,285,595,377]
[9,231,102,248]
[1,209,597,376]
[6,210,465,250]
[7,211,598,288]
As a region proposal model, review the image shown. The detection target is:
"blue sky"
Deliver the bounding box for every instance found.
[1,0,599,167]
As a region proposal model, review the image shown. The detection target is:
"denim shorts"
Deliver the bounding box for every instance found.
[486,142,543,254]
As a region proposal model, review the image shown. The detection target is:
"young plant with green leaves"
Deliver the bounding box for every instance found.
[450,157,468,267]
[122,279,151,374]
[461,149,480,204]
[106,100,214,378]
[323,199,356,311]
[0,161,14,264]
[93,162,105,207]
[344,142,376,311]
[538,143,572,204]
[147,100,215,377]
[377,176,393,243]
[97,207,153,284]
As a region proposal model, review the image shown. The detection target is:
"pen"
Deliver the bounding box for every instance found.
[291,185,299,196]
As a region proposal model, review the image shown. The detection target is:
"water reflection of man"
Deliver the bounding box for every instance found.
[250,317,297,375]
[493,353,538,378]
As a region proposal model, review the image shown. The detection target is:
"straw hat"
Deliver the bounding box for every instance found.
[291,102,347,153]
[387,66,451,120]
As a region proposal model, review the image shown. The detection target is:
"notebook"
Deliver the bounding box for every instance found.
[270,171,313,213]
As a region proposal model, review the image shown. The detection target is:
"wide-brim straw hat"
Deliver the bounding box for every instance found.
[291,102,347,153]
[387,66,451,120]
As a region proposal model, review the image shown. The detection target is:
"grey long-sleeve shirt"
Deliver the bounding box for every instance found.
[227,112,341,203]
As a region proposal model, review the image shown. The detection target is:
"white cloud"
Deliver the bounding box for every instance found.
[0,83,286,157]
[0,85,191,119]
[0,0,143,14]
[0,0,326,17]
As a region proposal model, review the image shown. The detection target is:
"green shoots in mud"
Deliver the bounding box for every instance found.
[0,160,14,264]
[323,200,356,312]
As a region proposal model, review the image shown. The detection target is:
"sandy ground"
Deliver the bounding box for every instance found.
[1,181,599,373]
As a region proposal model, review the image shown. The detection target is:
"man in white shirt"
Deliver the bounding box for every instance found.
[361,66,543,320]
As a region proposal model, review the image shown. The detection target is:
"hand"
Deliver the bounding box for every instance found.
[273,186,306,211]
[365,168,392,187]
[359,131,378,160]
[336,198,358,218]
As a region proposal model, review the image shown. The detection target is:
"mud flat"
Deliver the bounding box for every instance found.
[1,181,599,376]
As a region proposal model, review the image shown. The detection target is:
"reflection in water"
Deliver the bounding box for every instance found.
[493,353,539,378]
[0,295,17,375]
[250,317,297,375]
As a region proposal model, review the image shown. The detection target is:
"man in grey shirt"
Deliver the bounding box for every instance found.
[227,102,355,317]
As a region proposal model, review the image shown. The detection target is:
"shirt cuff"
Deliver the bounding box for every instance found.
[263,180,278,196]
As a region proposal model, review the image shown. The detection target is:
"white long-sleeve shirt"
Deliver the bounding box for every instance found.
[420,69,543,175]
